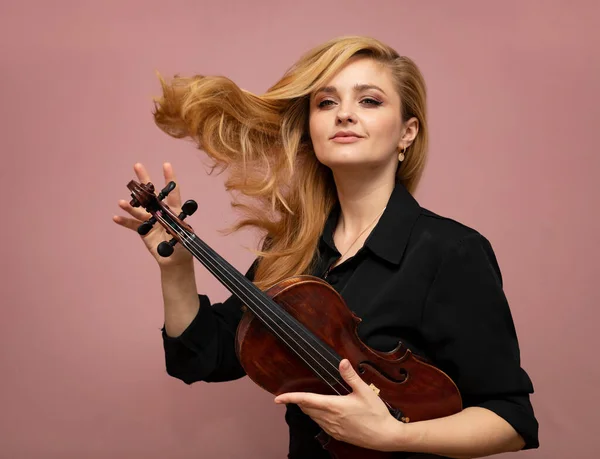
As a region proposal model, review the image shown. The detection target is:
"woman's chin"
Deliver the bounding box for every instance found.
[318,155,385,171]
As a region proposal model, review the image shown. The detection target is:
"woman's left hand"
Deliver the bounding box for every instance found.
[274,359,403,451]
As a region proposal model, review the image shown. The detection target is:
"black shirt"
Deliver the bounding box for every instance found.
[161,181,539,458]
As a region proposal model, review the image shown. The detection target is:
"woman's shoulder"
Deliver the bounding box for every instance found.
[419,207,481,236]
[405,205,504,284]
[412,206,495,257]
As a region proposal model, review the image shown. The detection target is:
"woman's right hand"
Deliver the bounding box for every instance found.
[113,162,194,269]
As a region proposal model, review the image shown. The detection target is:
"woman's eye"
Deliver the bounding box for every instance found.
[361,98,382,106]
[318,100,335,108]
[317,98,382,108]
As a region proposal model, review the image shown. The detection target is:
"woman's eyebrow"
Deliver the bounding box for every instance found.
[313,83,387,97]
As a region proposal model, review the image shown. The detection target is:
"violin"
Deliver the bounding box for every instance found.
[127,179,462,459]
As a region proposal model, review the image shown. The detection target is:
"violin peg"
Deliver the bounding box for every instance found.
[157,238,177,257]
[177,199,198,220]
[137,216,157,235]
[181,200,198,216]
[157,181,176,201]
[177,200,198,220]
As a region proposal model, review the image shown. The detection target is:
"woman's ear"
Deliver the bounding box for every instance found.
[400,117,419,148]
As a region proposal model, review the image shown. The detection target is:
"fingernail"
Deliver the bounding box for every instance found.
[341,360,350,370]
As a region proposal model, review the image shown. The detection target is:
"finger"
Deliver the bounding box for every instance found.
[163,162,182,208]
[112,215,143,232]
[134,162,152,184]
[118,199,151,221]
[274,392,332,410]
[339,359,368,395]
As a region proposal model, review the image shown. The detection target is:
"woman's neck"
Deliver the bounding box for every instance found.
[332,171,395,239]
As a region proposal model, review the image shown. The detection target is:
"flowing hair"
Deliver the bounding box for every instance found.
[152,35,428,290]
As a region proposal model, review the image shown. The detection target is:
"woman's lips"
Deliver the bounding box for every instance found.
[331,136,362,143]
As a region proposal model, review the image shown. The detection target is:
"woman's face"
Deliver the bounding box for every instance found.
[309,56,413,174]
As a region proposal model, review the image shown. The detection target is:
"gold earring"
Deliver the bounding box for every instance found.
[398,146,406,162]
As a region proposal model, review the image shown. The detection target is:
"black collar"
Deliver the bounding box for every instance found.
[321,181,422,265]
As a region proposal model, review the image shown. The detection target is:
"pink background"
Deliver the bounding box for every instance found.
[1,0,598,458]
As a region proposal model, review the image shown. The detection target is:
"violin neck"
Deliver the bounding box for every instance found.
[182,231,279,319]
[175,225,343,385]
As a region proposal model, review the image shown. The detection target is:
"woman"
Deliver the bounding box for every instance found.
[113,36,538,458]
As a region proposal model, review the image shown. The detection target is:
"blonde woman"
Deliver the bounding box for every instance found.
[114,36,538,458]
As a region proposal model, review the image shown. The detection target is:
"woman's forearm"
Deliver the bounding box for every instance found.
[160,261,200,337]
[384,406,525,458]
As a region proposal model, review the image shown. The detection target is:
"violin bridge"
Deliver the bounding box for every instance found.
[368,383,380,396]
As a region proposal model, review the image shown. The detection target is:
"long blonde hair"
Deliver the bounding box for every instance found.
[152,35,428,290]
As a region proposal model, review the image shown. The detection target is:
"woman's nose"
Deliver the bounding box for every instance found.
[336,105,356,124]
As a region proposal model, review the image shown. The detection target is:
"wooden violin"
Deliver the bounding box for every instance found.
[127,179,462,459]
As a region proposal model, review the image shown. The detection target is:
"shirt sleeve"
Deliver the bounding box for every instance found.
[421,233,539,450]
[161,258,259,384]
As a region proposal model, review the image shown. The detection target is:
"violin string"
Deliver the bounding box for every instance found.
[182,233,349,393]
[181,232,349,395]
[159,217,350,395]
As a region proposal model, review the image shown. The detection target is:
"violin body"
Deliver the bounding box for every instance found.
[236,275,463,459]
[125,179,462,459]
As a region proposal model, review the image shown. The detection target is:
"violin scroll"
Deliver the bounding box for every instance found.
[128,180,176,209]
